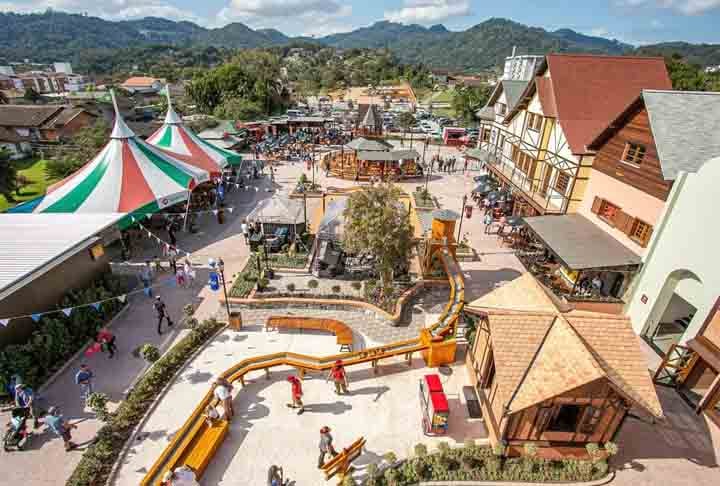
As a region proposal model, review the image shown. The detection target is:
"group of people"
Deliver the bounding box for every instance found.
[285,360,349,416]
[431,155,461,173]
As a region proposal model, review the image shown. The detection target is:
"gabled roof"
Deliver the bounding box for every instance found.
[589,90,720,181]
[0,105,63,127]
[122,76,162,87]
[41,107,95,129]
[359,103,381,128]
[356,149,419,161]
[467,273,663,419]
[345,137,392,151]
[484,80,529,114]
[506,54,671,154]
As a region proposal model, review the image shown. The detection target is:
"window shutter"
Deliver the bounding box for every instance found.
[640,225,654,248]
[613,211,634,233]
[591,197,603,214]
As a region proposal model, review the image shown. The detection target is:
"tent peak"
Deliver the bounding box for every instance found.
[163,84,183,125]
[110,89,136,139]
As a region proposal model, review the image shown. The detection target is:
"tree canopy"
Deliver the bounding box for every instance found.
[45,120,110,180]
[342,183,414,294]
[452,83,493,124]
[0,148,17,201]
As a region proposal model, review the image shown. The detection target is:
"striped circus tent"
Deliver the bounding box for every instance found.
[147,92,242,175]
[10,93,209,219]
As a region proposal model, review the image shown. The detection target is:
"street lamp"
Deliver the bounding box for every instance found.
[457,194,468,242]
[216,257,231,321]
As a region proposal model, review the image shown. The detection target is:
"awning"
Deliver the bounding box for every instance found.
[356,149,419,161]
[472,182,496,194]
[524,214,641,271]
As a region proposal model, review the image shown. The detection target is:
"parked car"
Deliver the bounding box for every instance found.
[265,227,290,252]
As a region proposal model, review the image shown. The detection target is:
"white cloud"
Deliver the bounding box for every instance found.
[0,0,206,24]
[216,0,352,36]
[384,0,471,24]
[589,27,609,36]
[616,0,720,15]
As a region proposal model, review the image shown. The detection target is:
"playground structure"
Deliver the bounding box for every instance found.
[141,214,465,485]
[321,436,367,483]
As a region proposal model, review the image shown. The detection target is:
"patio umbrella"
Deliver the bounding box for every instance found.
[486,190,509,202]
[506,215,524,227]
[472,182,495,194]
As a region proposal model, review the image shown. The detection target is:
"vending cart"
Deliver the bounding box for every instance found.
[419,374,450,436]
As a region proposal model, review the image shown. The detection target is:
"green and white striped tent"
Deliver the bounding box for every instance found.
[147,92,242,174]
[10,94,210,221]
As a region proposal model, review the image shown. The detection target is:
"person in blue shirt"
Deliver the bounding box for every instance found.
[43,406,76,451]
[75,364,94,402]
[14,383,39,428]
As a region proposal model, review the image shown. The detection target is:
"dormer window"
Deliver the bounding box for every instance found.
[622,142,646,166]
[495,103,507,116]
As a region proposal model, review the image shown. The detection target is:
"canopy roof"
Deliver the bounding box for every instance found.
[247,195,305,225]
[345,137,393,151]
[356,149,419,161]
[147,91,242,174]
[10,91,209,216]
[524,214,641,270]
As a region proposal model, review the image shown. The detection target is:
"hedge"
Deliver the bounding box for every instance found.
[66,318,224,486]
[366,441,613,485]
[0,275,127,395]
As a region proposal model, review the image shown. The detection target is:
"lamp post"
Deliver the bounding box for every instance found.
[217,257,231,321]
[457,194,468,242]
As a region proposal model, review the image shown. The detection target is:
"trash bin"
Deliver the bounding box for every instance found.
[229,311,242,331]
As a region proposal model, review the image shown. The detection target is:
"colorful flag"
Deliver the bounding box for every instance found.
[118,294,127,303]
[62,308,73,317]
[0,318,9,327]
[31,313,42,322]
[91,303,102,311]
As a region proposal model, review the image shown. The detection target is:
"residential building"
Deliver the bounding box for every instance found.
[464,274,663,457]
[0,105,97,158]
[502,50,543,82]
[476,54,671,216]
[121,76,165,94]
[612,91,720,398]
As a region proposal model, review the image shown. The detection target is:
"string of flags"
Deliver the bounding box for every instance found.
[0,276,179,328]
[129,216,193,258]
[131,206,240,218]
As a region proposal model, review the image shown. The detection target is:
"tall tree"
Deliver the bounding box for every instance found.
[342,183,414,296]
[0,148,18,202]
[452,83,493,124]
[45,120,109,180]
[396,112,416,146]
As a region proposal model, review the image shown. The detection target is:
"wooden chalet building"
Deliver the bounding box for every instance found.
[464,274,663,457]
[475,54,671,216]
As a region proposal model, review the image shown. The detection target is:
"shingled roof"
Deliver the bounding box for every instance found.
[0,105,64,127]
[466,273,663,419]
[506,54,671,155]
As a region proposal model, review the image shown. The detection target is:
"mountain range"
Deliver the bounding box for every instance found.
[1,11,718,72]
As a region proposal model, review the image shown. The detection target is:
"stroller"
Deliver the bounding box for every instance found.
[3,408,32,452]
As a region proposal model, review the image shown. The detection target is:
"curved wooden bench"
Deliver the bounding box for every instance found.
[266,316,354,351]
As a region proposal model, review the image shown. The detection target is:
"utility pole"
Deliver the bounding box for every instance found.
[217,257,231,320]
[457,194,468,242]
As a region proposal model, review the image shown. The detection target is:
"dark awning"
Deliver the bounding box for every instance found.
[524,214,641,271]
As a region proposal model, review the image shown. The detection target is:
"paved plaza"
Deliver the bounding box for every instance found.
[2,150,719,486]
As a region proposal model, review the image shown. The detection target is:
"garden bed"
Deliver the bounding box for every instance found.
[366,441,615,485]
[66,318,224,486]
[413,189,438,210]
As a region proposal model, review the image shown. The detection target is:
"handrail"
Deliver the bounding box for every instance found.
[141,246,465,486]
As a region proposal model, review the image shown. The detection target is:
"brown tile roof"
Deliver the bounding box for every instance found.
[0,105,63,127]
[508,54,671,154]
[534,76,558,118]
[0,126,27,142]
[40,107,94,129]
[122,76,161,87]
[472,272,664,419]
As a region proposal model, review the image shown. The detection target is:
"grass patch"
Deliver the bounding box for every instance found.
[412,189,436,208]
[0,158,56,212]
[66,318,224,486]
[230,258,261,298]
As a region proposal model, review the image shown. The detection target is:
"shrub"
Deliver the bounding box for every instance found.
[67,319,223,486]
[86,392,110,421]
[604,441,619,457]
[414,443,428,457]
[351,281,362,291]
[586,443,601,462]
[383,451,397,464]
[286,283,296,292]
[437,441,451,456]
[340,475,357,486]
[331,285,341,294]
[257,277,270,291]
[384,468,399,486]
[135,344,161,363]
[308,279,319,290]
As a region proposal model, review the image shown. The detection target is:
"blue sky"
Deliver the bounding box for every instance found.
[2,0,720,44]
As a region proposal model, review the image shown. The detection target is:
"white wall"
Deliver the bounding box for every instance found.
[626,157,720,344]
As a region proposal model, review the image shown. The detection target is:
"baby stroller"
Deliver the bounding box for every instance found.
[3,408,32,452]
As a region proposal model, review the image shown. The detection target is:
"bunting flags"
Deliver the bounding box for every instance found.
[91,303,102,311]
[62,308,73,317]
[0,319,9,327]
[31,314,42,323]
[118,294,127,303]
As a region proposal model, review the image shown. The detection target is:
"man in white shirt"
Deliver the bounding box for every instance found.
[213,378,234,420]
[241,221,249,244]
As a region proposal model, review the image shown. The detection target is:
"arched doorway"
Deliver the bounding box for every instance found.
[642,269,702,354]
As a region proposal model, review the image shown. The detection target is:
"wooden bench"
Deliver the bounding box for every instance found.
[159,419,229,484]
[266,316,354,351]
[321,436,366,483]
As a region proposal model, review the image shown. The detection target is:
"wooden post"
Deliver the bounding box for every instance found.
[265,368,271,380]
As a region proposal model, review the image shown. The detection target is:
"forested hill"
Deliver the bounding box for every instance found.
[1,11,717,72]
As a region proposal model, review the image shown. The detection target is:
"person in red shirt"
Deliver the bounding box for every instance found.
[327,360,348,395]
[286,375,305,415]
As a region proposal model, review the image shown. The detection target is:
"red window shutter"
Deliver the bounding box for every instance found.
[591,197,603,214]
[640,225,654,248]
[614,212,635,234]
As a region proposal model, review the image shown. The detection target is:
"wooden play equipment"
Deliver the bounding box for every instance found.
[320,436,367,484]
[141,244,464,486]
[266,316,354,351]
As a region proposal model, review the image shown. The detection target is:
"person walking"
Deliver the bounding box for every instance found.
[75,364,94,402]
[184,259,196,288]
[43,406,77,452]
[286,375,305,415]
[140,261,153,297]
[97,329,117,359]
[168,247,178,274]
[241,220,249,244]
[166,220,177,247]
[317,426,338,468]
[483,212,493,235]
[213,377,234,420]
[153,295,174,335]
[14,383,39,428]
[327,360,349,395]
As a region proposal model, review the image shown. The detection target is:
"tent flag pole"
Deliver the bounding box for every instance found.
[183,187,193,232]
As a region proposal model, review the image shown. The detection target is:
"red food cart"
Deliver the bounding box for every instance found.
[419,374,450,436]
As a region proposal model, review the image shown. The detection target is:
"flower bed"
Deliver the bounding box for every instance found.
[413,189,437,209]
[0,275,127,395]
[367,441,615,485]
[66,318,224,486]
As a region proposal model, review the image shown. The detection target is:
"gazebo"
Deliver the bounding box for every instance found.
[355,104,383,137]
[9,92,209,224]
[246,195,306,237]
[147,91,243,178]
[325,137,422,181]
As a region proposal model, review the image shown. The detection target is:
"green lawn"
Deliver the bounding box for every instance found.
[422,87,455,105]
[0,158,56,212]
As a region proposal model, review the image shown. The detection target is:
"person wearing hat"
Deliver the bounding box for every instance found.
[286,375,304,415]
[43,406,77,451]
[317,426,338,468]
[327,360,349,395]
[153,295,174,335]
[213,377,234,420]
